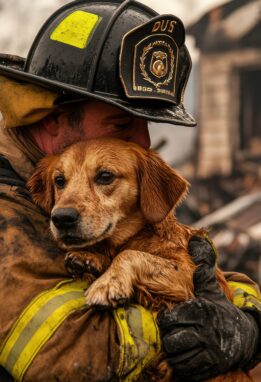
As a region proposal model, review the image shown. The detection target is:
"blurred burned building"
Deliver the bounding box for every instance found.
[183,0,261,285]
[188,0,261,179]
[194,192,261,285]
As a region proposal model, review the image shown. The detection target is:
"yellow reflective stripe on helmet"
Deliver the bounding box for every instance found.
[50,11,101,49]
[228,281,261,311]
[0,279,88,382]
[114,305,161,381]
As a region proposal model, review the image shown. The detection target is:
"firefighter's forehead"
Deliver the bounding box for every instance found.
[71,100,130,119]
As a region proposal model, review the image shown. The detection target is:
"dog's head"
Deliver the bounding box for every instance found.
[28,138,189,250]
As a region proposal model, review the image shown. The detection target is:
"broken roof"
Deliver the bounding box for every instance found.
[188,0,261,52]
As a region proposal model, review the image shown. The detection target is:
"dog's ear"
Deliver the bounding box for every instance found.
[137,150,189,224]
[27,155,58,214]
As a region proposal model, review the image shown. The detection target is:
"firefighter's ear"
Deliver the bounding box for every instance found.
[137,150,189,224]
[27,155,58,214]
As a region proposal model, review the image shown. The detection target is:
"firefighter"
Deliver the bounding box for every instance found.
[0,1,259,381]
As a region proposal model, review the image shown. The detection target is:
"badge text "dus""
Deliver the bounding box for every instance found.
[152,20,177,34]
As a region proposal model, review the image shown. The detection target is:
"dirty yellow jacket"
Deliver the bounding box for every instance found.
[0,127,161,381]
[0,126,259,381]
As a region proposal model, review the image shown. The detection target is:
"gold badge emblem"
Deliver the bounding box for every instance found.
[150,51,168,78]
[140,40,174,89]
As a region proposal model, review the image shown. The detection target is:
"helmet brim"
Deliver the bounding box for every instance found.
[0,63,196,127]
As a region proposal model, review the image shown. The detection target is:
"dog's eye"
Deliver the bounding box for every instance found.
[95,171,115,185]
[54,176,66,189]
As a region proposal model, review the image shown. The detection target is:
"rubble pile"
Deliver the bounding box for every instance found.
[177,159,261,285]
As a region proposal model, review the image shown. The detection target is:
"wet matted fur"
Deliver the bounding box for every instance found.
[28,138,252,382]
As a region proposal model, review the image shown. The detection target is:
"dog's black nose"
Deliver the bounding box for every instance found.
[51,208,80,229]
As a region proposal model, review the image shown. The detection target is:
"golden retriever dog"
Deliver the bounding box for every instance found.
[28,138,252,382]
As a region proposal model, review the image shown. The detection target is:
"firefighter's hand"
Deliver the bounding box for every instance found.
[157,236,259,381]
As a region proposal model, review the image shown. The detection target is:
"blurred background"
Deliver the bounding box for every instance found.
[0,0,260,378]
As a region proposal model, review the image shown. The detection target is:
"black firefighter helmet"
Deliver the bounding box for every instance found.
[0,0,196,126]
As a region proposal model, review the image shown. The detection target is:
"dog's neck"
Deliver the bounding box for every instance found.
[107,210,147,249]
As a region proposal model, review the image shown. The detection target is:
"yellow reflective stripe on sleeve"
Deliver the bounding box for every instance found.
[50,10,101,49]
[114,307,138,377]
[0,279,88,382]
[228,282,259,298]
[0,279,86,362]
[114,305,161,381]
[228,281,261,311]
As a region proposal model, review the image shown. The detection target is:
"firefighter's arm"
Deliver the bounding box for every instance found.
[0,189,160,382]
[158,236,260,381]
[0,280,160,382]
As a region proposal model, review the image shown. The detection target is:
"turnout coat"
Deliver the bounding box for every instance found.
[0,126,259,382]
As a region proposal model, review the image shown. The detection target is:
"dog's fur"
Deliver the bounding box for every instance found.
[28,138,252,382]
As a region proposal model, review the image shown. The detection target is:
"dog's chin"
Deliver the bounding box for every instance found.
[57,237,88,250]
[54,223,114,250]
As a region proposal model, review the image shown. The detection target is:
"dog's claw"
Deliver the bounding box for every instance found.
[85,260,100,277]
[73,260,85,273]
[112,296,128,305]
[65,254,85,276]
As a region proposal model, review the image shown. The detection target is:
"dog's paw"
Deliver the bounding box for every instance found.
[65,252,86,276]
[84,272,133,308]
[65,252,102,277]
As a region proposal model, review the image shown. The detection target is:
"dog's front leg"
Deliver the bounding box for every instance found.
[84,249,192,308]
[84,249,138,307]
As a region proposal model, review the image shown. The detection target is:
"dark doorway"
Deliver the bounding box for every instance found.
[239,69,261,155]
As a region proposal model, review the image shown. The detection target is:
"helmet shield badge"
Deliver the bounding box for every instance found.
[120,15,185,105]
